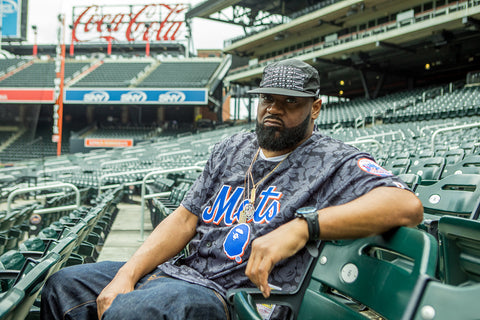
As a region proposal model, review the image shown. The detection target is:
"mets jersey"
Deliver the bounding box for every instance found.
[158,131,407,299]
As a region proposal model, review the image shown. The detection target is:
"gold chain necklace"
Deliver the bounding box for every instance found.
[239,148,290,223]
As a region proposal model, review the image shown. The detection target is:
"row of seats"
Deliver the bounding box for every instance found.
[385,154,480,183]
[0,187,123,319]
[0,58,221,89]
[231,215,480,320]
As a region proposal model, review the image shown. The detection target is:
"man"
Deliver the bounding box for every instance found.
[41,59,422,320]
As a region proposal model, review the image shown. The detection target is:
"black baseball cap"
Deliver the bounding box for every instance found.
[248,59,320,98]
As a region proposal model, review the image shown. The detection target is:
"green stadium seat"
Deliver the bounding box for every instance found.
[0,252,61,320]
[411,216,480,320]
[385,158,411,175]
[416,174,480,220]
[230,227,438,320]
[441,155,480,178]
[397,173,422,191]
[408,156,445,183]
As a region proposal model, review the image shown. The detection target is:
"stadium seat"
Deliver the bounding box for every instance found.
[410,216,480,320]
[0,252,61,320]
[440,155,480,178]
[416,174,480,219]
[397,173,421,191]
[385,158,411,175]
[407,156,445,183]
[229,227,438,320]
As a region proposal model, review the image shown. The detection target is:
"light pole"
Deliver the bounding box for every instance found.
[106,23,112,55]
[32,25,37,56]
[145,23,150,57]
[69,24,74,56]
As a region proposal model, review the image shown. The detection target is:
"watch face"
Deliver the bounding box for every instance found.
[296,207,317,215]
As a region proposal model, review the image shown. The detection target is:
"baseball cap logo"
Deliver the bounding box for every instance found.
[248,59,320,98]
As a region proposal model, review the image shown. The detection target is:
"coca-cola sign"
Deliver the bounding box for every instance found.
[72,3,188,43]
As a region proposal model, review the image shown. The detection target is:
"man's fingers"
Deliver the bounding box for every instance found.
[246,247,274,298]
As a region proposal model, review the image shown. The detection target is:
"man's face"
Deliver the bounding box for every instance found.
[255,94,321,152]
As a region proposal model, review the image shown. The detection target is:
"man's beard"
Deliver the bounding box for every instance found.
[256,113,311,151]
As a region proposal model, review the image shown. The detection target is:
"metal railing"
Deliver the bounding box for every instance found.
[431,122,480,151]
[139,164,204,240]
[7,182,80,215]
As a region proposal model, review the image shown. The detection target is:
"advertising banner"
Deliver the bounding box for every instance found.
[64,88,207,105]
[0,88,54,103]
[84,138,133,148]
[72,3,188,43]
[1,0,27,41]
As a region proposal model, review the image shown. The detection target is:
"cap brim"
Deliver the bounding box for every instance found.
[247,87,315,97]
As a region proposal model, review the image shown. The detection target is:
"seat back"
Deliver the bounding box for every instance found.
[386,158,411,175]
[441,155,480,178]
[231,227,438,320]
[415,174,480,220]
[437,216,480,285]
[47,232,78,272]
[0,251,61,320]
[397,173,421,191]
[411,216,480,320]
[297,227,438,320]
[407,157,445,181]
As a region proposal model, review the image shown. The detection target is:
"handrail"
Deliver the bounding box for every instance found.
[0,166,27,173]
[139,165,204,240]
[346,139,383,154]
[37,165,81,177]
[354,130,406,141]
[98,167,165,196]
[420,122,457,136]
[155,149,192,159]
[7,182,80,215]
[431,122,480,151]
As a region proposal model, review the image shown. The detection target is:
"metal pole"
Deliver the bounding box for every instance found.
[139,166,204,240]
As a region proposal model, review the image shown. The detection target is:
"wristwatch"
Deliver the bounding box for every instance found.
[295,207,320,241]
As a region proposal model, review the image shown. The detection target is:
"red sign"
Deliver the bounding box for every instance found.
[0,89,54,103]
[85,138,134,148]
[72,4,188,43]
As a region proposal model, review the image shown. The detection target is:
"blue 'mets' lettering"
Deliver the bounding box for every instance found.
[202,186,244,224]
[203,185,283,225]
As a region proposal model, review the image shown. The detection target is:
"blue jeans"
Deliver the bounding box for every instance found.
[41,261,231,320]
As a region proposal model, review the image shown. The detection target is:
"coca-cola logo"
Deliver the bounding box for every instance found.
[121,91,147,102]
[158,91,186,103]
[84,91,110,102]
[72,4,188,43]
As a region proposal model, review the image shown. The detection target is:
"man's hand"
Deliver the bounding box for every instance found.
[245,218,309,298]
[96,275,135,319]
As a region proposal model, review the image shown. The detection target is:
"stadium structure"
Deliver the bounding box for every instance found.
[0,0,479,319]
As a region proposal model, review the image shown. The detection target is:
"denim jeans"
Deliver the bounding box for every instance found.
[40,261,231,320]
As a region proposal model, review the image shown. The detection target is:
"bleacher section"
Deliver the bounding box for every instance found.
[70,61,152,88]
[0,61,90,88]
[137,61,220,87]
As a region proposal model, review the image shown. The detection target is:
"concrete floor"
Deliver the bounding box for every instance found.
[97,197,153,262]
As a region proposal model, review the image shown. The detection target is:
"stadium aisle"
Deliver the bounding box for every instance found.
[97,196,152,262]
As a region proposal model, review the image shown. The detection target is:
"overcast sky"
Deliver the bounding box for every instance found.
[26,0,244,51]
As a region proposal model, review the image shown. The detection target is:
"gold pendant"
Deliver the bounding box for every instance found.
[244,203,255,222]
[239,210,246,224]
[250,187,256,204]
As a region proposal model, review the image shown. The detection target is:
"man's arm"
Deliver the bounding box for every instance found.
[246,187,423,298]
[96,206,198,318]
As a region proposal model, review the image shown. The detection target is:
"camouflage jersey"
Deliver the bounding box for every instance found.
[158,131,407,301]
